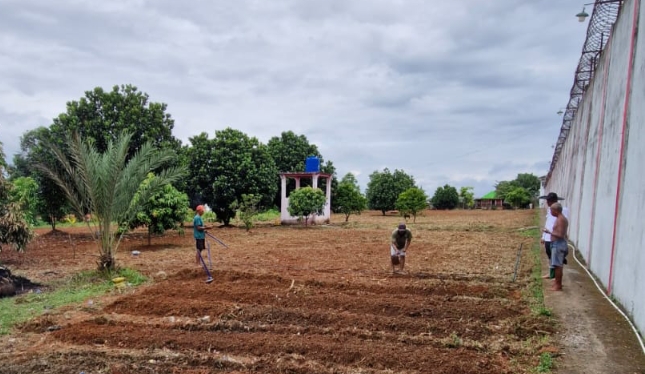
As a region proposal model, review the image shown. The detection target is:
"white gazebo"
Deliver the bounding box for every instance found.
[279,172,332,225]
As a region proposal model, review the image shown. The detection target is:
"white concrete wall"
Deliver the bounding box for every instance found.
[546,0,644,336]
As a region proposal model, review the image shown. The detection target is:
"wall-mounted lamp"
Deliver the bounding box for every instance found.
[576,7,590,22]
[576,1,623,23]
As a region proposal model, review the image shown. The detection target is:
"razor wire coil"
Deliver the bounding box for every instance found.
[547,0,624,183]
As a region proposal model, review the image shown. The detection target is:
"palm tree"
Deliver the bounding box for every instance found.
[37,132,186,272]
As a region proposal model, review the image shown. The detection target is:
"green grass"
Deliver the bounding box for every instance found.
[529,240,552,316]
[0,268,147,335]
[536,353,553,373]
[525,211,555,373]
[254,208,280,222]
[527,214,553,316]
[520,228,540,238]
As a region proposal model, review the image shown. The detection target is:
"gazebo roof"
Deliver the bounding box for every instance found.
[478,191,498,200]
[279,172,332,178]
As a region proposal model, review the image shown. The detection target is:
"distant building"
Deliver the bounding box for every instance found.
[474,191,504,209]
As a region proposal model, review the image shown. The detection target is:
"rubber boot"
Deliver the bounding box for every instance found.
[549,267,555,279]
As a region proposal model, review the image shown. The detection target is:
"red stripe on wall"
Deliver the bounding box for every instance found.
[608,0,640,294]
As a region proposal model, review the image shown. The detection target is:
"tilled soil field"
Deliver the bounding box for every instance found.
[0,210,549,373]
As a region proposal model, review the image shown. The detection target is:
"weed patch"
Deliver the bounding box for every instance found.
[536,352,553,373]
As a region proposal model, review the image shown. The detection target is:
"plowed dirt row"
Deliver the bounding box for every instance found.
[0,210,546,373]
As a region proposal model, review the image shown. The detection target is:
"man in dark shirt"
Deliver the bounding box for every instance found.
[390,223,412,274]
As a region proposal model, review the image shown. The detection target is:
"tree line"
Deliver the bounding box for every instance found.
[494,173,541,209]
[0,84,540,272]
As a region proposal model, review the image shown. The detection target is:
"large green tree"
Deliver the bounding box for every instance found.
[513,173,541,198]
[505,187,532,209]
[12,128,69,229]
[121,173,190,245]
[185,128,278,226]
[267,131,322,174]
[494,180,519,201]
[396,187,428,222]
[266,131,336,209]
[48,84,181,157]
[365,168,415,215]
[431,184,460,210]
[37,132,186,271]
[459,186,475,209]
[9,177,40,226]
[0,142,33,253]
[335,173,367,222]
[15,85,184,228]
[495,173,541,202]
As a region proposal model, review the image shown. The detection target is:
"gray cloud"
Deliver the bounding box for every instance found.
[0,0,587,198]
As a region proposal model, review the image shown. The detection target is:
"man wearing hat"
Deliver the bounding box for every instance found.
[193,205,212,265]
[391,222,412,274]
[539,193,570,279]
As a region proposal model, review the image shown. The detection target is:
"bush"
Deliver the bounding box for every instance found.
[230,194,261,231]
[288,187,326,225]
[202,211,217,223]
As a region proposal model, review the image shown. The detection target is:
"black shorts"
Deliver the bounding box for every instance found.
[196,239,205,251]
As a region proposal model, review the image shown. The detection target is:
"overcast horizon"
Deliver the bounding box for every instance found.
[0,0,589,197]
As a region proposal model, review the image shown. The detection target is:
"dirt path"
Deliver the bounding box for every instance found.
[542,250,645,373]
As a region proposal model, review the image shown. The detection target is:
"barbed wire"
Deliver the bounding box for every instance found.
[546,0,624,183]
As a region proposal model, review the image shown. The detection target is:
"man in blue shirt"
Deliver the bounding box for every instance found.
[193,205,212,282]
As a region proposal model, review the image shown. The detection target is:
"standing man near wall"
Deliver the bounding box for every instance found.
[539,193,570,279]
[544,203,569,291]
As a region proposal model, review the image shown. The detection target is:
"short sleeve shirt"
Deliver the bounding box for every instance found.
[391,229,412,250]
[193,214,205,239]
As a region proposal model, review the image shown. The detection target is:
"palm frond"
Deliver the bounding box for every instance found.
[36,130,187,270]
[35,134,92,218]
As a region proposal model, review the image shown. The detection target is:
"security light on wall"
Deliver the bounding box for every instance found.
[576,7,589,22]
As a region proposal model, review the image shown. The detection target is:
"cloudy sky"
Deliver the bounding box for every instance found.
[0,0,588,197]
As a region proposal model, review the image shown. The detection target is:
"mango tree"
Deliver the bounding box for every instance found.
[396,187,428,222]
[287,187,326,226]
[121,173,190,245]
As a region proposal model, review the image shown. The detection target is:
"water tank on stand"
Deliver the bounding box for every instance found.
[305,156,320,172]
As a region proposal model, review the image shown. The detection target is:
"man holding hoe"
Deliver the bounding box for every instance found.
[193,205,213,283]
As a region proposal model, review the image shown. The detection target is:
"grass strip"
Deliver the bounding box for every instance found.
[0,268,146,335]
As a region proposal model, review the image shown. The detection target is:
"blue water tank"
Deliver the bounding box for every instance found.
[305,156,320,172]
